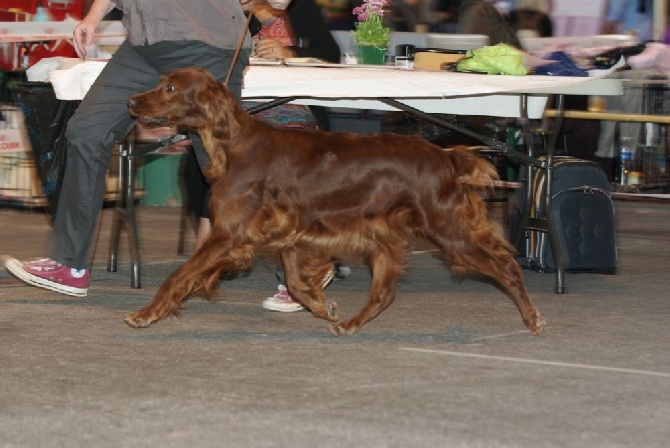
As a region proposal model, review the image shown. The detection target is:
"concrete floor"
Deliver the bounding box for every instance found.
[1,200,669,447]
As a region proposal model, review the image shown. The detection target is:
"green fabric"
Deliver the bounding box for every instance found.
[455,43,529,75]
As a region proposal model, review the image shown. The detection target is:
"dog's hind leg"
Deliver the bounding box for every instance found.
[281,248,339,322]
[467,250,545,335]
[124,234,255,328]
[432,215,546,335]
[328,248,404,337]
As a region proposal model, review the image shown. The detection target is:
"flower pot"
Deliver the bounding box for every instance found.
[355,46,386,65]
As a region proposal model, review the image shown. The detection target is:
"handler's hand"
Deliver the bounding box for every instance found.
[72,20,98,59]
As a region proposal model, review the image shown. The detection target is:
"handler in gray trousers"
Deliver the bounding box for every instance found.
[4,0,254,297]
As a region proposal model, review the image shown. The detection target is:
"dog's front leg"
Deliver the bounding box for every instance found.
[124,266,195,328]
[124,235,254,328]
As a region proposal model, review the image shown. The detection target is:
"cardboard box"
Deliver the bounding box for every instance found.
[0,128,28,152]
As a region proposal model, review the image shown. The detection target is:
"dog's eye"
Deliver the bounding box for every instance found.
[165,84,175,93]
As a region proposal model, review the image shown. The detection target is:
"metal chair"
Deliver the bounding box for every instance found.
[107,131,188,288]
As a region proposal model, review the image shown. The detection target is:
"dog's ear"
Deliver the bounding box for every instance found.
[182,77,241,140]
[175,74,219,129]
[217,83,242,140]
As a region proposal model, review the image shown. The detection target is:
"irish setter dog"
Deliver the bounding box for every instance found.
[125,67,545,337]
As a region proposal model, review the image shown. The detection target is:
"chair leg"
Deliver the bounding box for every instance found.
[107,141,126,274]
[124,139,141,289]
[107,138,142,289]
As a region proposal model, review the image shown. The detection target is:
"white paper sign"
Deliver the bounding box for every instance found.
[553,0,606,17]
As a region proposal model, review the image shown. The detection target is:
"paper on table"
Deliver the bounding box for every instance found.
[27,57,107,101]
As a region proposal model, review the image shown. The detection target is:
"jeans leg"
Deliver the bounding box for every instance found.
[50,42,161,269]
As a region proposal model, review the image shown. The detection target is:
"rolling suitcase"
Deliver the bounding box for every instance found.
[510,156,617,274]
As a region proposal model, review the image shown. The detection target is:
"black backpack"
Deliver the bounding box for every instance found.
[509,157,617,274]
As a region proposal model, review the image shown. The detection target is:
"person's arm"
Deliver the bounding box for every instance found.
[73,0,116,58]
[287,0,341,63]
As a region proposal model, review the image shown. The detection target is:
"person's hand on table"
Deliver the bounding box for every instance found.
[255,39,296,59]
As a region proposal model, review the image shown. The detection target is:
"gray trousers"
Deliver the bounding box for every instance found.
[51,40,248,268]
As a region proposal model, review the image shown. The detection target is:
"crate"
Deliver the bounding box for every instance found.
[0,106,41,206]
[614,77,670,193]
[0,150,45,207]
[1,102,146,208]
[0,147,146,208]
[636,77,668,192]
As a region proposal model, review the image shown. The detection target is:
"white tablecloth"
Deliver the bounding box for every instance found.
[27,58,623,119]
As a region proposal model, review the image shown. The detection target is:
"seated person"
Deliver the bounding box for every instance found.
[457,0,522,49]
[507,0,553,39]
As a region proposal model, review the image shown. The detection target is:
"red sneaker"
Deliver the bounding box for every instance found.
[4,257,89,297]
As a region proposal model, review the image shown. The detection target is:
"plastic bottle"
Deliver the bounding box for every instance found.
[33,2,54,22]
[619,137,633,186]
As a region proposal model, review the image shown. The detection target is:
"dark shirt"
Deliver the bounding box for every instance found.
[286,0,340,63]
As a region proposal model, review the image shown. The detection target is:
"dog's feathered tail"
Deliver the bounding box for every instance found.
[446,146,522,190]
[444,146,517,266]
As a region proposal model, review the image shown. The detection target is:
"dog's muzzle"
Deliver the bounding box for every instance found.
[127,97,166,126]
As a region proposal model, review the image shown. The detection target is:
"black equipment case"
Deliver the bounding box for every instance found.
[510,156,617,274]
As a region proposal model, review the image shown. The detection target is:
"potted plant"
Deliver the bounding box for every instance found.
[351,0,390,64]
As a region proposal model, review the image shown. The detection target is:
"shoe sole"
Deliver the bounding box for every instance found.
[262,299,305,312]
[321,266,336,289]
[5,258,88,297]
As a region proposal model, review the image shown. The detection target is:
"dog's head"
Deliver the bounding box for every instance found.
[128,67,242,138]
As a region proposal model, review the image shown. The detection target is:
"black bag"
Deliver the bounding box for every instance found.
[510,157,617,274]
[13,82,80,221]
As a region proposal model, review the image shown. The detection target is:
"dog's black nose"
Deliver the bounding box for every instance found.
[127,98,137,109]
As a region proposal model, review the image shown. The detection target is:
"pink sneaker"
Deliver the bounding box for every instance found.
[262,266,336,313]
[262,284,304,312]
[4,257,89,297]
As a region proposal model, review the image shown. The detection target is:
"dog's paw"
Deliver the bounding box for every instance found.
[124,312,155,328]
[525,309,546,336]
[328,321,359,337]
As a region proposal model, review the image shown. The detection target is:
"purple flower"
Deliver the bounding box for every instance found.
[352,0,386,20]
[351,0,389,48]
